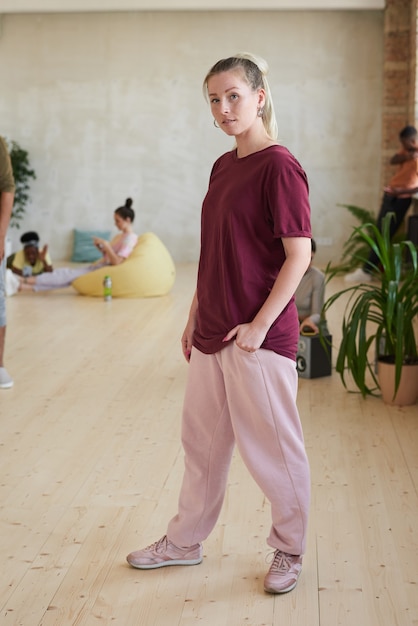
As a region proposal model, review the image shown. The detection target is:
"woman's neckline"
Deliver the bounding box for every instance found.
[233,143,280,160]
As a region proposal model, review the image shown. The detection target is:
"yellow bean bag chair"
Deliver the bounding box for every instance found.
[72,232,176,298]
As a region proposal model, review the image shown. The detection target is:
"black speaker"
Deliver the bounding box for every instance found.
[406,215,418,265]
[408,214,418,245]
[296,334,332,379]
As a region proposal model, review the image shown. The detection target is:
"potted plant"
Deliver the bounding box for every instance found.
[9,139,36,228]
[331,203,407,275]
[332,203,377,275]
[323,212,418,405]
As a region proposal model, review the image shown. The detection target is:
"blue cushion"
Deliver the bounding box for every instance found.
[71,228,111,262]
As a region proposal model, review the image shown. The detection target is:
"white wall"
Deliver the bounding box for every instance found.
[0,10,383,266]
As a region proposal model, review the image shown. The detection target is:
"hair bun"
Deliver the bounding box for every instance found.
[125,198,133,208]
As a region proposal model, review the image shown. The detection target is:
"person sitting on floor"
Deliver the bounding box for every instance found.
[7,198,137,295]
[8,230,53,277]
[295,238,327,335]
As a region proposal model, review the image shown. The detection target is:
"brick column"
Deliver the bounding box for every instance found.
[381,0,417,188]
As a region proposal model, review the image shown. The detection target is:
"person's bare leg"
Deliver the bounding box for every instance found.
[19,280,35,292]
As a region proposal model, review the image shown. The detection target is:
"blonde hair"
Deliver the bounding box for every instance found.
[203,52,278,141]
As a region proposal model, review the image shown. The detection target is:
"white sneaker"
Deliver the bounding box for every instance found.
[344,268,372,283]
[5,269,20,296]
[0,367,13,389]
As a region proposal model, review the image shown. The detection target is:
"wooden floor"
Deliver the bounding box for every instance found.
[1,264,417,626]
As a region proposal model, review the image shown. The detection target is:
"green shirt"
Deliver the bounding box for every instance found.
[0,137,15,193]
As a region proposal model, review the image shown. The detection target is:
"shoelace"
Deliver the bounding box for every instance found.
[267,550,293,575]
[146,535,168,553]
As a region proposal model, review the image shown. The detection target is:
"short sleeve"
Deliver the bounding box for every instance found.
[0,137,15,193]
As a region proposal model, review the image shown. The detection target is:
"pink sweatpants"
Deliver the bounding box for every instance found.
[167,343,310,555]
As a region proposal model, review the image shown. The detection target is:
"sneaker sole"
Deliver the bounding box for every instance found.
[0,382,14,389]
[264,579,298,594]
[127,556,203,570]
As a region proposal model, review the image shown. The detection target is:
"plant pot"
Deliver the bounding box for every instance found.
[377,359,418,406]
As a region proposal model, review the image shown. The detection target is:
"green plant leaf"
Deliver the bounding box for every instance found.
[9,140,36,229]
[324,212,418,399]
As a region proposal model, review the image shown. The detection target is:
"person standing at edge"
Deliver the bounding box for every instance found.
[127,53,312,595]
[0,136,15,389]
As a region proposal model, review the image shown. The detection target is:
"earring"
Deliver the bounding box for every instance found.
[257,107,264,118]
[213,119,220,128]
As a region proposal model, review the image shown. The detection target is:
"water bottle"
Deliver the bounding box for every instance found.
[103,275,112,301]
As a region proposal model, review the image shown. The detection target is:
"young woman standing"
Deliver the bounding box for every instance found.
[127,53,312,595]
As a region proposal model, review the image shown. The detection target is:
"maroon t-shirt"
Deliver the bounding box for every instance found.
[193,145,312,360]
